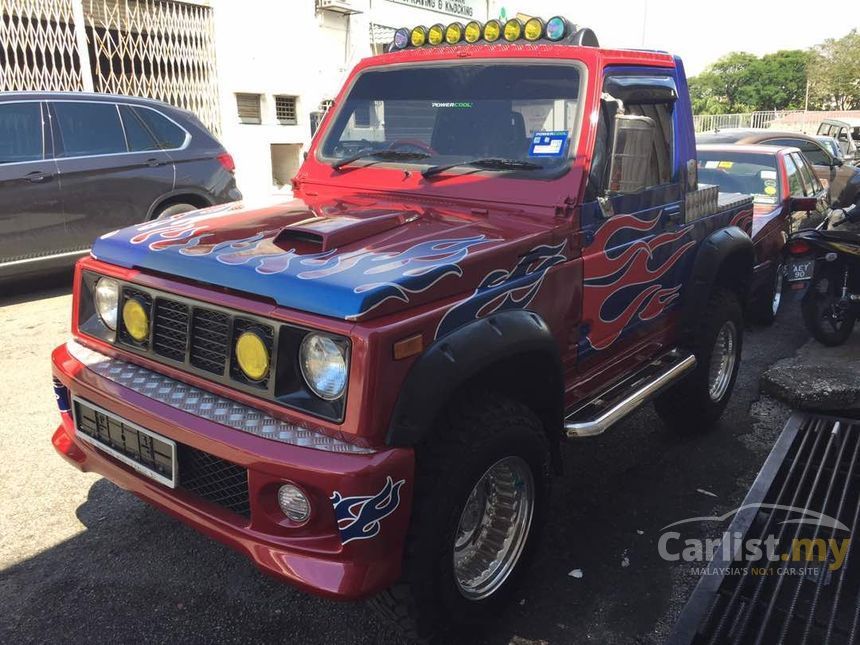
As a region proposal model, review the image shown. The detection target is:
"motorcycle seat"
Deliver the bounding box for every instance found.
[818,229,860,242]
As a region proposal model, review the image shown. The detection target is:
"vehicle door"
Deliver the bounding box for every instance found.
[791,151,829,223]
[0,100,66,272]
[49,100,174,250]
[578,70,686,375]
[761,136,848,205]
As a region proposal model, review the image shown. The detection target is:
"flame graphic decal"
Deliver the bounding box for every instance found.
[436,241,567,338]
[730,207,754,235]
[583,212,696,351]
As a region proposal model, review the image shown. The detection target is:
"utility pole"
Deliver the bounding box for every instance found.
[640,0,648,47]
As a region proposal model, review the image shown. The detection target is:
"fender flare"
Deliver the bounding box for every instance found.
[386,310,563,448]
[681,225,754,337]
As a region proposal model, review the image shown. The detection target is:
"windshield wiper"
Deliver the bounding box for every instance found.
[422,157,544,179]
[331,150,431,171]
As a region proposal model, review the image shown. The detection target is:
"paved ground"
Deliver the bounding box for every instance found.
[0,272,816,645]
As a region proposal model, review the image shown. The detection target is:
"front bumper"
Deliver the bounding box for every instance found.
[51,340,413,600]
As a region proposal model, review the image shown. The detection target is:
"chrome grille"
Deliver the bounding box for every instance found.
[189,308,230,375]
[152,298,189,362]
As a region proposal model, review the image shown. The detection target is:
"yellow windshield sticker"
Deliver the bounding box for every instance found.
[764,185,777,196]
[717,161,734,169]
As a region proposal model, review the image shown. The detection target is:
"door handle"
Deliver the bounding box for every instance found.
[146,158,163,167]
[665,206,683,224]
[25,171,51,183]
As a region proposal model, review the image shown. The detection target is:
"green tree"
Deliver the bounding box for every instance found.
[755,50,811,110]
[809,30,860,110]
[689,52,759,113]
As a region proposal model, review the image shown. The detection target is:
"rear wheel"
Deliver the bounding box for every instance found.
[750,261,784,326]
[655,288,743,433]
[154,202,198,220]
[802,276,856,346]
[371,393,550,642]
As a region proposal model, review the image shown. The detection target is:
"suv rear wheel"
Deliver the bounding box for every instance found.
[371,393,550,641]
[654,288,743,433]
[154,202,198,220]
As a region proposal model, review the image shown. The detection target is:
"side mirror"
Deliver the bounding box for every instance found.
[606,114,658,195]
[833,157,844,167]
[790,196,818,212]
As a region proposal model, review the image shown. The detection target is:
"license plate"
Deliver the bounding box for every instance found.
[786,259,815,282]
[72,398,177,488]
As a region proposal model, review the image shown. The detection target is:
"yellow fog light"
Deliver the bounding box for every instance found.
[410,26,427,47]
[428,24,444,45]
[445,22,463,44]
[464,21,482,43]
[122,298,149,343]
[483,19,501,42]
[524,17,544,41]
[503,18,522,42]
[235,331,270,382]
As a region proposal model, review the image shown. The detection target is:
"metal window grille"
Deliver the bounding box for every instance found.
[236,93,261,124]
[1,0,222,136]
[0,0,86,91]
[275,96,297,125]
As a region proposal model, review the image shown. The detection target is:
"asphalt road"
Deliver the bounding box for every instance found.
[0,272,812,645]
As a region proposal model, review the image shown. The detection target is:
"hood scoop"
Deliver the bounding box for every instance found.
[273,210,420,252]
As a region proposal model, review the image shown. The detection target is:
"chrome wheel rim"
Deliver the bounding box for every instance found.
[708,321,737,402]
[772,263,784,316]
[453,456,535,600]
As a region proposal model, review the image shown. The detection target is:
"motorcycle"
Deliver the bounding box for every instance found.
[784,205,860,346]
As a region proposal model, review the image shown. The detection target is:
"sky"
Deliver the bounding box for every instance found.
[502,0,860,76]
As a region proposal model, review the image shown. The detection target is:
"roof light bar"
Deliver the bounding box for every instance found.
[387,17,597,52]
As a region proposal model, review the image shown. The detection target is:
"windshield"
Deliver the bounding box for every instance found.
[320,62,582,179]
[697,151,782,205]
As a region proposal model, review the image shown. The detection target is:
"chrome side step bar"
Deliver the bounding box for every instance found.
[564,352,697,438]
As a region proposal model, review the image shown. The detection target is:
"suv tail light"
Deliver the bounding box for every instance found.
[217,152,236,173]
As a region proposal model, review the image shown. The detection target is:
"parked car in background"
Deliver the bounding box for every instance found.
[696,128,860,209]
[816,134,845,163]
[697,143,831,324]
[0,92,241,282]
[817,118,860,165]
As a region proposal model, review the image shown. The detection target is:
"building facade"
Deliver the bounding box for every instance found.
[1,0,536,202]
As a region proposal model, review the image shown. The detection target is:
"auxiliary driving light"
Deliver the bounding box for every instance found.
[503,18,522,42]
[464,21,482,43]
[94,277,119,330]
[392,28,409,49]
[122,298,149,343]
[524,17,544,41]
[428,23,444,45]
[278,484,311,523]
[445,22,463,44]
[410,26,427,47]
[483,19,501,42]
[546,16,567,41]
[235,330,270,382]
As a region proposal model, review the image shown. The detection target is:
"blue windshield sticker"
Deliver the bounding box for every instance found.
[529,131,568,157]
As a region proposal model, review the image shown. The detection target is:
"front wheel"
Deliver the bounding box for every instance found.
[371,393,550,641]
[802,278,856,346]
[750,261,784,326]
[654,288,743,433]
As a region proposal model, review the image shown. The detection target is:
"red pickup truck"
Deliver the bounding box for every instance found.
[51,17,755,640]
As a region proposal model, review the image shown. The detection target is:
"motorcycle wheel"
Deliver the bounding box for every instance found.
[801,287,856,347]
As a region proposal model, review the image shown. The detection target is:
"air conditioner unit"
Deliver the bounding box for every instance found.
[316,0,362,15]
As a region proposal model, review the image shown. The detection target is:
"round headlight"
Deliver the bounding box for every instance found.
[122,298,149,343]
[235,331,270,382]
[445,22,463,44]
[503,18,522,42]
[278,484,311,523]
[410,26,427,47]
[524,17,544,41]
[428,24,444,46]
[483,19,501,42]
[464,21,482,43]
[94,277,120,330]
[300,333,348,401]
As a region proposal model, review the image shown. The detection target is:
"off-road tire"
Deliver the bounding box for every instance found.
[654,288,743,433]
[749,261,783,326]
[154,202,197,220]
[370,393,551,642]
[802,291,856,346]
